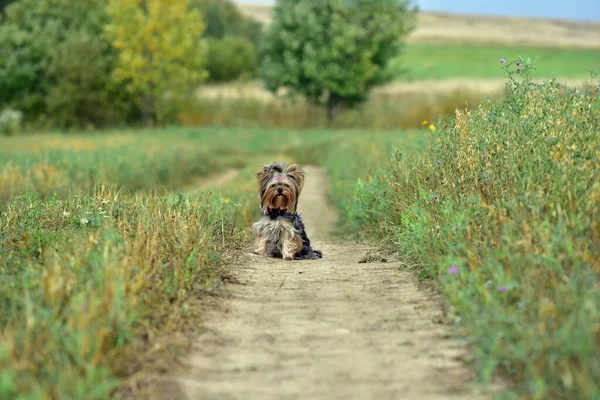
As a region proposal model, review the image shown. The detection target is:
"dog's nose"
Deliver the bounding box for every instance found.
[277,188,283,194]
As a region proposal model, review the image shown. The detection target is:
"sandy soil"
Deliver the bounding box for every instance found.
[178,166,499,400]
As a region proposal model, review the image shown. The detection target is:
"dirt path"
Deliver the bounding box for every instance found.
[179,166,495,400]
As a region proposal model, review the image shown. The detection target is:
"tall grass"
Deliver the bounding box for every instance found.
[181,87,492,130]
[333,69,600,398]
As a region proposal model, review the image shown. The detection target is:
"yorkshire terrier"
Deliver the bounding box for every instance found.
[252,162,323,261]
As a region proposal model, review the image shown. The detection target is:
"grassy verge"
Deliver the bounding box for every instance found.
[324,68,600,398]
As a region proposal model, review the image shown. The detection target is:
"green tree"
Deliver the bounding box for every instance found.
[191,0,262,45]
[105,0,207,125]
[260,0,416,123]
[0,0,123,126]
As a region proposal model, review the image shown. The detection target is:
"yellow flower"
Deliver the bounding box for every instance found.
[429,124,437,132]
[422,120,428,126]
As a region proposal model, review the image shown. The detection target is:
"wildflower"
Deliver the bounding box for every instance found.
[429,124,436,132]
[101,198,109,205]
[77,204,82,209]
[498,286,507,293]
[452,227,457,233]
[434,195,439,201]
[500,58,505,64]
[19,223,24,228]
[449,265,458,275]
[62,211,70,217]
[422,120,428,126]
[80,218,89,225]
[437,159,441,165]
[515,61,521,66]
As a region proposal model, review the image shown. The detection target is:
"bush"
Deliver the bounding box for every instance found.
[206,37,257,82]
[0,108,22,135]
[346,64,600,398]
[0,0,134,129]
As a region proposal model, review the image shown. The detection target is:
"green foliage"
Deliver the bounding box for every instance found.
[0,0,126,127]
[396,43,600,80]
[105,0,208,125]
[191,0,262,45]
[190,0,262,82]
[259,0,416,121]
[335,64,600,398]
[206,37,258,82]
[0,0,15,13]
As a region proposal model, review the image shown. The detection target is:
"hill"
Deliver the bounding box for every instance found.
[237,2,600,49]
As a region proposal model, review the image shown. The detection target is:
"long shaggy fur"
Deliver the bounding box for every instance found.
[252,162,322,261]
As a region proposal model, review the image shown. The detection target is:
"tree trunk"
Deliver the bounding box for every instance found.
[326,92,341,127]
[141,94,155,127]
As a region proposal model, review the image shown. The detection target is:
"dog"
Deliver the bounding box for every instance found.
[252,162,323,261]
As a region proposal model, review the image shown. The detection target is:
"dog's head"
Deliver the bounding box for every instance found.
[257,162,304,213]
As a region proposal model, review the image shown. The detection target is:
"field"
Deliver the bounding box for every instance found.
[2,70,600,398]
[2,1,600,399]
[399,43,599,80]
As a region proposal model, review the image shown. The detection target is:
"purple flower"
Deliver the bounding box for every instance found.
[517,68,522,73]
[500,58,505,64]
[449,265,458,275]
[516,61,521,66]
[437,159,441,165]
[434,195,439,201]
[498,286,507,293]
[19,223,24,228]
[159,213,163,219]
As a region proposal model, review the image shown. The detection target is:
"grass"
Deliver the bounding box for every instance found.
[395,43,600,80]
[0,127,418,398]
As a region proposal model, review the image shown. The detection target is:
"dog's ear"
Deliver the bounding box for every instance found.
[285,164,304,193]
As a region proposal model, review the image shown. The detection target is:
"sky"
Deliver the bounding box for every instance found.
[235,0,600,22]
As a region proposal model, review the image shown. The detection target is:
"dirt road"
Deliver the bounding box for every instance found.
[180,166,494,400]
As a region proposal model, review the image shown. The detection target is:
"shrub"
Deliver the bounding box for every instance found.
[206,37,258,82]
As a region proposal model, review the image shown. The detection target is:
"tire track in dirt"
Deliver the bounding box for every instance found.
[179,166,498,400]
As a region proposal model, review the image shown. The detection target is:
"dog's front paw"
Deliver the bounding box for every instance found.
[254,250,267,256]
[283,255,294,261]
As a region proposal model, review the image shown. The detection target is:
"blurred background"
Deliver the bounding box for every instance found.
[0,0,598,134]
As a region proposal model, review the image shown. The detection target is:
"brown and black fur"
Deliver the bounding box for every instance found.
[252,162,322,261]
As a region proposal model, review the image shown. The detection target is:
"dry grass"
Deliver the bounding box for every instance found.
[237,3,600,49]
